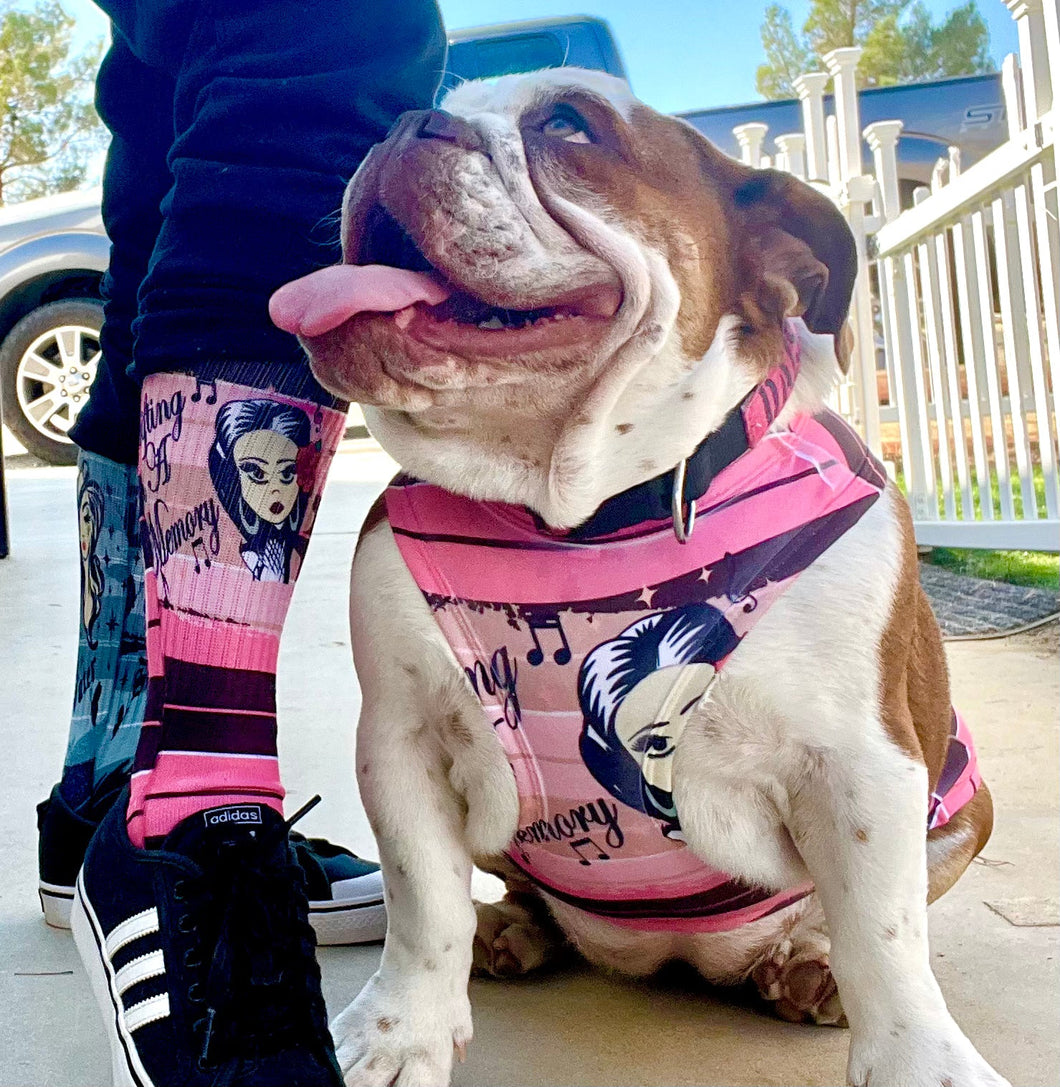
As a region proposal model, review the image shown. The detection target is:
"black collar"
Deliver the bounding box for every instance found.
[565,402,750,539]
[565,333,802,541]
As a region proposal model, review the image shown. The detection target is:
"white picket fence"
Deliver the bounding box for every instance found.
[730,0,1060,551]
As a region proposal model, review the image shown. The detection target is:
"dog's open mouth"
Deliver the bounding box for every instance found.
[270,207,622,357]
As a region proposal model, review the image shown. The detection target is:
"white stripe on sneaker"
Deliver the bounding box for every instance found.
[105,908,159,958]
[114,950,166,996]
[124,993,171,1034]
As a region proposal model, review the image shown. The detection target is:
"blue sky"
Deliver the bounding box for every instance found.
[63,0,1018,112]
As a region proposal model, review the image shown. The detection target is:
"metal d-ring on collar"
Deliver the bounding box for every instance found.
[671,458,697,544]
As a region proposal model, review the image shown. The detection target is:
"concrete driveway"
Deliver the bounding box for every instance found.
[0,445,1056,1087]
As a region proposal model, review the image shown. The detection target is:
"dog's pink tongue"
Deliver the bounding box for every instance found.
[269,265,450,338]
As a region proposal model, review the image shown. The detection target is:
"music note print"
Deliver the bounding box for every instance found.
[526,614,571,666]
[569,836,610,866]
[191,377,218,404]
[191,537,212,574]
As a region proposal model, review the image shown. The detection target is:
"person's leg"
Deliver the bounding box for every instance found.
[129,366,346,844]
[123,0,445,844]
[37,37,169,925]
[70,5,444,1077]
[59,34,172,804]
[59,450,145,804]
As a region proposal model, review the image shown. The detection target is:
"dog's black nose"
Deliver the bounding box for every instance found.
[417,109,485,153]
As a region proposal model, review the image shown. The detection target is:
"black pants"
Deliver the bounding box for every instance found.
[72,0,446,464]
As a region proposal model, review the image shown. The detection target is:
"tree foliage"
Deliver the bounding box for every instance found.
[0,1,106,205]
[756,0,994,99]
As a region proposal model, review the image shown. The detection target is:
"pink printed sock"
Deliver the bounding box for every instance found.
[128,370,345,847]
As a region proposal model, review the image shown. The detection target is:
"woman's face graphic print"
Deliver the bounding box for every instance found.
[233,429,299,525]
[612,663,717,797]
[76,467,105,646]
[578,604,741,834]
[209,398,312,583]
[79,492,95,561]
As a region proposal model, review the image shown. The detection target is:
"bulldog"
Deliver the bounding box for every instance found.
[271,69,1005,1087]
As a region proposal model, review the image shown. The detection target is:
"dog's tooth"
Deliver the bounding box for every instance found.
[394,306,415,330]
[478,316,506,330]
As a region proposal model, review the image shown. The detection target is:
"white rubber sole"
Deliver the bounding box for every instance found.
[71,873,156,1087]
[39,880,74,929]
[54,881,386,944]
[309,897,387,946]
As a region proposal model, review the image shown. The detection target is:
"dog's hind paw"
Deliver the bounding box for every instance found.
[471,898,563,978]
[752,938,847,1027]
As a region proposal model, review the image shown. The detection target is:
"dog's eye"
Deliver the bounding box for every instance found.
[541,105,592,144]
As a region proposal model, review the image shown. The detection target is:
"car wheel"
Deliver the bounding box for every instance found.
[0,298,103,466]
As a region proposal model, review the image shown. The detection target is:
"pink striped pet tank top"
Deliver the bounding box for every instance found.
[384,351,981,932]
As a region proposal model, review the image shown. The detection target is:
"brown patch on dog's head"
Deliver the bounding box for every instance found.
[534,101,857,372]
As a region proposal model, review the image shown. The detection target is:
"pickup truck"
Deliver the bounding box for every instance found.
[0,15,1006,463]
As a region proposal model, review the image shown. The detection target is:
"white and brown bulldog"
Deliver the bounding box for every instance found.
[271,69,1004,1087]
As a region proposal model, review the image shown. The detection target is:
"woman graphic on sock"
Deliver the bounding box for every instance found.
[578,604,741,838]
[77,465,106,648]
[209,398,312,582]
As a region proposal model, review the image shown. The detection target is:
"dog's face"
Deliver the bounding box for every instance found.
[278,70,856,526]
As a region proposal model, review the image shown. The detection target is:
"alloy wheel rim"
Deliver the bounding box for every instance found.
[15,324,101,444]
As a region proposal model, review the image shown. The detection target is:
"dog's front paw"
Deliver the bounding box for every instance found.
[331,972,473,1087]
[849,1022,1010,1087]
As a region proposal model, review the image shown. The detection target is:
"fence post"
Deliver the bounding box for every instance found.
[793,72,830,182]
[864,120,903,222]
[825,47,865,180]
[774,133,806,178]
[1044,0,1060,99]
[863,120,905,468]
[826,115,842,186]
[824,46,882,454]
[1004,0,1053,119]
[948,146,961,179]
[1001,53,1028,136]
[732,122,768,167]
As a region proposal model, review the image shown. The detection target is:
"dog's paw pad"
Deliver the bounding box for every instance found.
[472,901,559,978]
[750,937,793,1001]
[754,951,847,1027]
[473,922,554,977]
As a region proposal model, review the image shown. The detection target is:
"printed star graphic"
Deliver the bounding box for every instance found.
[102,551,111,566]
[698,566,711,585]
[637,585,656,607]
[106,616,119,634]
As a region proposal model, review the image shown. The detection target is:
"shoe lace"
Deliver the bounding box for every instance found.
[185,797,329,1069]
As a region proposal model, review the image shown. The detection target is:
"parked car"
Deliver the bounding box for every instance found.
[0,188,107,463]
[0,15,1007,463]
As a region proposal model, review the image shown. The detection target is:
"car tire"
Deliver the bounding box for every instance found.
[0,298,103,466]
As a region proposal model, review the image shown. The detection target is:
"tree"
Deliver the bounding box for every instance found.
[756,0,993,99]
[0,1,106,206]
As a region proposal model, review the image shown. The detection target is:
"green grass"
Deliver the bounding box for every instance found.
[924,547,1059,591]
[894,465,1051,521]
[891,465,1059,590]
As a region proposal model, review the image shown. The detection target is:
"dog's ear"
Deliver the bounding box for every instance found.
[729,168,857,370]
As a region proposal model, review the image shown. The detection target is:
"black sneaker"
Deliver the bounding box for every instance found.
[291,832,386,945]
[39,781,385,944]
[71,792,343,1086]
[37,772,125,928]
